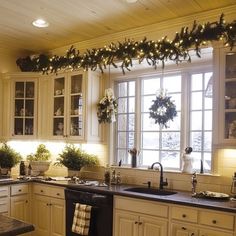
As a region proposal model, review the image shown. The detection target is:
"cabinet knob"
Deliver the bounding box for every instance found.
[182,214,186,218]
[56,193,60,196]
[18,189,22,192]
[212,220,217,224]
[25,200,28,203]
[40,190,44,193]
[191,233,195,236]
[138,222,142,225]
[134,221,138,224]
[181,227,186,230]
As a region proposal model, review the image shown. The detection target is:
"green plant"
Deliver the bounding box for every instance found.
[56,144,99,170]
[0,143,22,168]
[26,144,51,161]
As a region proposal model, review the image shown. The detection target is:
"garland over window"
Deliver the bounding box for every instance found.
[16,14,236,74]
[97,88,118,124]
[149,90,177,128]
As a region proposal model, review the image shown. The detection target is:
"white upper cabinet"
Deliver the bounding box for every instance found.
[39,69,102,142]
[214,46,236,146]
[2,73,39,140]
[212,44,236,146]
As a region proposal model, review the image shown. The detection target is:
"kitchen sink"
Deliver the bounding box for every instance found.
[124,187,177,196]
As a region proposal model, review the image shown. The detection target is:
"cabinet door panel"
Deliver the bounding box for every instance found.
[10,195,30,222]
[50,198,65,236]
[114,210,138,236]
[33,195,50,236]
[140,215,168,236]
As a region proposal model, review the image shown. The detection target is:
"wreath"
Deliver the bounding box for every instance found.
[149,91,177,128]
[97,88,118,124]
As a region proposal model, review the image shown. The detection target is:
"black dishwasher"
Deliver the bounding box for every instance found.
[65,188,113,236]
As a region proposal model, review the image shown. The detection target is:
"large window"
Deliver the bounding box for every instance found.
[114,70,213,172]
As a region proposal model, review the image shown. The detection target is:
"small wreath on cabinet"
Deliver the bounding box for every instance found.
[97,88,118,124]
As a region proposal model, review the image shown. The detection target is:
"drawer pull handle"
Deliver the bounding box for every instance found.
[56,193,60,196]
[182,214,186,218]
[212,220,217,224]
[182,227,186,230]
[18,189,22,192]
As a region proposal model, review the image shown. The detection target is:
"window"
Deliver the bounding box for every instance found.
[114,70,213,172]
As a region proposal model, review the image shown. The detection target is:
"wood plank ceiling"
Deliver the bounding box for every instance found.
[0,0,235,55]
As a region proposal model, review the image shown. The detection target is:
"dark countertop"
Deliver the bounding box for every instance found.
[0,215,34,236]
[2,178,236,214]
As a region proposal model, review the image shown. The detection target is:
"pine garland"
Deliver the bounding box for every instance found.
[16,14,236,74]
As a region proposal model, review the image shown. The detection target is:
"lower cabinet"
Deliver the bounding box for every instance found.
[114,196,236,236]
[113,196,168,236]
[170,205,235,236]
[115,210,167,236]
[32,184,65,236]
[10,184,31,236]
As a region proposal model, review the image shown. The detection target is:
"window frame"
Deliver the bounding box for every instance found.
[111,62,213,172]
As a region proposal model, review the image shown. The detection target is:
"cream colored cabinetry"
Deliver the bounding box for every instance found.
[0,186,10,215]
[170,205,234,236]
[2,73,38,140]
[214,46,236,145]
[41,69,102,142]
[32,184,65,236]
[10,184,30,222]
[114,196,168,236]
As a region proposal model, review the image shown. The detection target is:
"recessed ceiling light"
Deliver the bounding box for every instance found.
[125,0,138,3]
[32,19,49,28]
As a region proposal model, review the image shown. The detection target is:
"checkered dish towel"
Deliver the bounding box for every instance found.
[72,203,92,235]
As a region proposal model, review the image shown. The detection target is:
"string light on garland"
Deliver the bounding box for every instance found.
[149,90,177,128]
[16,14,236,74]
[97,88,118,124]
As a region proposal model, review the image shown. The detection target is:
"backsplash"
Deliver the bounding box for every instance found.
[6,141,236,195]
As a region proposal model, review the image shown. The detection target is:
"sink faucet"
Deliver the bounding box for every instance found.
[150,162,168,190]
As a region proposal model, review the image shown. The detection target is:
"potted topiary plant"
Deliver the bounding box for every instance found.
[56,144,99,176]
[26,144,51,176]
[0,143,22,175]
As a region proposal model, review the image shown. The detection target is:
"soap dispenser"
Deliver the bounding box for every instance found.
[231,172,236,195]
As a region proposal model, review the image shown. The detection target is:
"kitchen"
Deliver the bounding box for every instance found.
[1,1,236,236]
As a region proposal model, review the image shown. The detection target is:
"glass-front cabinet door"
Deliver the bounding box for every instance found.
[69,74,83,137]
[224,52,236,141]
[52,72,84,139]
[13,80,36,136]
[53,77,65,136]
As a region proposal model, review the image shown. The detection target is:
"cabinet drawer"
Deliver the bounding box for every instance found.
[199,211,234,230]
[11,184,29,196]
[171,222,198,236]
[0,186,9,197]
[171,206,198,223]
[0,198,8,213]
[50,186,64,199]
[114,196,168,218]
[33,184,51,196]
[199,228,233,236]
